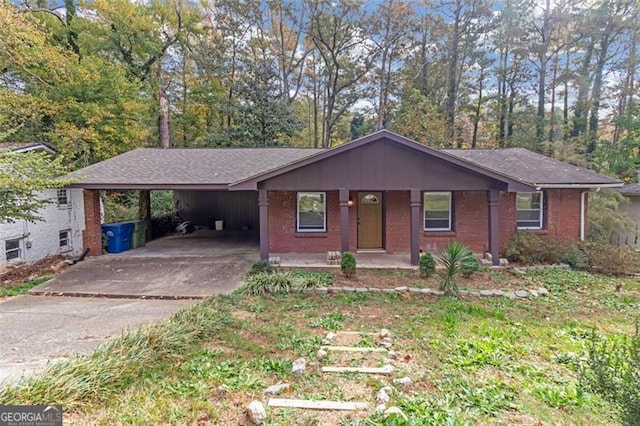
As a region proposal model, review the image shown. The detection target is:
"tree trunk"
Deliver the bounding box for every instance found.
[471,67,485,148]
[446,9,461,146]
[587,34,611,153]
[571,43,593,137]
[138,190,151,242]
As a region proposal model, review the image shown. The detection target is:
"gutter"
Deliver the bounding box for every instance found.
[580,191,587,241]
[534,183,623,189]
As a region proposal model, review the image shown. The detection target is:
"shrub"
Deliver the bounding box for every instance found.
[341,251,356,278]
[289,270,333,287]
[419,253,436,278]
[577,241,639,275]
[238,271,326,295]
[460,255,480,278]
[247,260,276,276]
[504,232,569,265]
[436,241,476,297]
[579,323,640,425]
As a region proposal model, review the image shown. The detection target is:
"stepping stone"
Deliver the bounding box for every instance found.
[321,365,394,374]
[336,331,377,336]
[268,398,368,411]
[320,346,388,353]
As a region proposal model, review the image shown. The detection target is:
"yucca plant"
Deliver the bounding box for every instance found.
[436,241,476,296]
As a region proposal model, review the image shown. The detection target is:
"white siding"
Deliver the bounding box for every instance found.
[0,189,85,268]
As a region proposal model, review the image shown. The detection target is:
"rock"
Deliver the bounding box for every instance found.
[291,357,306,374]
[316,349,328,360]
[479,289,493,297]
[328,287,341,293]
[325,332,336,341]
[395,286,408,293]
[511,267,526,276]
[382,357,394,365]
[384,406,408,421]
[368,287,381,292]
[503,291,517,300]
[264,383,290,396]
[499,258,509,267]
[529,290,538,297]
[421,288,433,294]
[470,291,481,297]
[246,400,267,425]
[315,287,328,294]
[484,252,493,262]
[342,287,355,293]
[376,404,387,413]
[408,287,422,294]
[380,385,393,394]
[458,290,469,295]
[380,328,391,338]
[355,287,368,293]
[431,289,445,296]
[382,288,396,293]
[387,350,398,360]
[376,388,390,404]
[480,258,492,266]
[393,376,412,387]
[538,287,549,296]
[515,290,530,298]
[491,289,504,297]
[379,339,393,349]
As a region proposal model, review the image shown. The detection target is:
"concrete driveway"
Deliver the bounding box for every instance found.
[0,230,257,384]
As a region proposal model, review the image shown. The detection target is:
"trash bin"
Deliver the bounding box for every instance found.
[102,222,135,253]
[215,220,224,230]
[131,220,148,249]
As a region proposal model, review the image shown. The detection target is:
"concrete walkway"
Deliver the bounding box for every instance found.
[275,252,417,269]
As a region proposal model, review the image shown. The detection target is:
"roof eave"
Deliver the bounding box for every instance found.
[67,182,230,190]
[535,183,623,189]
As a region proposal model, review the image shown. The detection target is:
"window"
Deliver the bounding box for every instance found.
[424,192,452,231]
[5,239,21,261]
[516,192,543,229]
[297,192,326,232]
[57,189,69,206]
[59,230,71,248]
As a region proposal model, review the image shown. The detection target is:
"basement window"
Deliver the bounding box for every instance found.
[59,230,71,248]
[5,239,21,261]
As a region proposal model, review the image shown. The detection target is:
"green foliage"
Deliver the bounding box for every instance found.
[150,190,175,218]
[246,260,277,276]
[0,150,71,223]
[419,252,436,278]
[289,270,333,287]
[460,255,480,278]
[0,277,51,297]
[580,324,640,425]
[310,311,346,331]
[576,241,640,275]
[436,241,476,296]
[532,384,590,408]
[237,271,324,295]
[504,232,569,265]
[587,189,634,245]
[341,251,356,278]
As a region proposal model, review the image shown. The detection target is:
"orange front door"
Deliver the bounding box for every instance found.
[357,192,383,249]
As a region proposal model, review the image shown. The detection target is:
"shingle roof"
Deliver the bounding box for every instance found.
[68,147,323,188]
[443,147,620,187]
[619,183,640,195]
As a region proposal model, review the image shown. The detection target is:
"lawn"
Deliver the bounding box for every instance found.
[1,268,638,425]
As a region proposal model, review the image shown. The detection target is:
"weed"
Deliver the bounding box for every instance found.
[289,270,333,287]
[246,260,277,276]
[0,276,51,297]
[250,357,292,376]
[532,384,590,408]
[277,334,323,357]
[310,311,347,331]
[237,271,324,295]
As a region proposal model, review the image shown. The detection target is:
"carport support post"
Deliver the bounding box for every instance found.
[259,189,269,261]
[488,189,500,266]
[410,189,421,266]
[339,188,350,252]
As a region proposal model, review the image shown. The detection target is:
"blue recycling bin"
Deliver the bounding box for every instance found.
[102,222,135,253]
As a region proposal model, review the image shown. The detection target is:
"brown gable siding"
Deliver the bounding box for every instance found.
[261,139,508,192]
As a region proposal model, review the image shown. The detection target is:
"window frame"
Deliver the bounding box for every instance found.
[423,191,453,232]
[57,189,70,206]
[296,192,327,233]
[5,238,22,261]
[516,191,544,230]
[59,229,71,248]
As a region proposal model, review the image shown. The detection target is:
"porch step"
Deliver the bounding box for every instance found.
[268,398,368,411]
[321,365,394,374]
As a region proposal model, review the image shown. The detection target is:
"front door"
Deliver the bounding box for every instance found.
[357,192,383,249]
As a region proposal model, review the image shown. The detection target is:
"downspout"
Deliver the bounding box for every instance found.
[580,191,587,241]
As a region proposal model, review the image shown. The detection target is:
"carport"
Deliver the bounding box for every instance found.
[66,147,321,256]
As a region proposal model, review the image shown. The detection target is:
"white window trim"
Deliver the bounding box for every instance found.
[424,192,452,232]
[57,189,70,207]
[5,238,22,261]
[516,191,544,230]
[297,192,327,233]
[59,229,71,248]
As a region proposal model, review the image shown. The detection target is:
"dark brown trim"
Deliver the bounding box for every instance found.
[488,189,500,266]
[410,189,421,266]
[339,188,350,252]
[259,189,269,260]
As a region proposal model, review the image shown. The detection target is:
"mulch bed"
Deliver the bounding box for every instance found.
[0,255,70,286]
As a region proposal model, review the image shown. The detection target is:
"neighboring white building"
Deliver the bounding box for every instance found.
[1,144,85,268]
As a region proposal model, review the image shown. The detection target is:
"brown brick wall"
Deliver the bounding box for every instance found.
[267,189,585,254]
[82,189,102,256]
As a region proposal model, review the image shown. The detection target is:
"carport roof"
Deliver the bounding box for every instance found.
[67,147,323,189]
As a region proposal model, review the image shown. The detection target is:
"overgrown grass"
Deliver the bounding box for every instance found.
[3,269,638,424]
[0,297,232,409]
[0,276,51,297]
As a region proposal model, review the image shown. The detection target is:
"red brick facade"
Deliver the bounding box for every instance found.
[268,189,586,254]
[82,189,102,256]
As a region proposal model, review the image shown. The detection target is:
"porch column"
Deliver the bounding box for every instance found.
[339,188,350,252]
[488,189,500,266]
[82,189,102,256]
[258,189,269,261]
[410,189,421,265]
